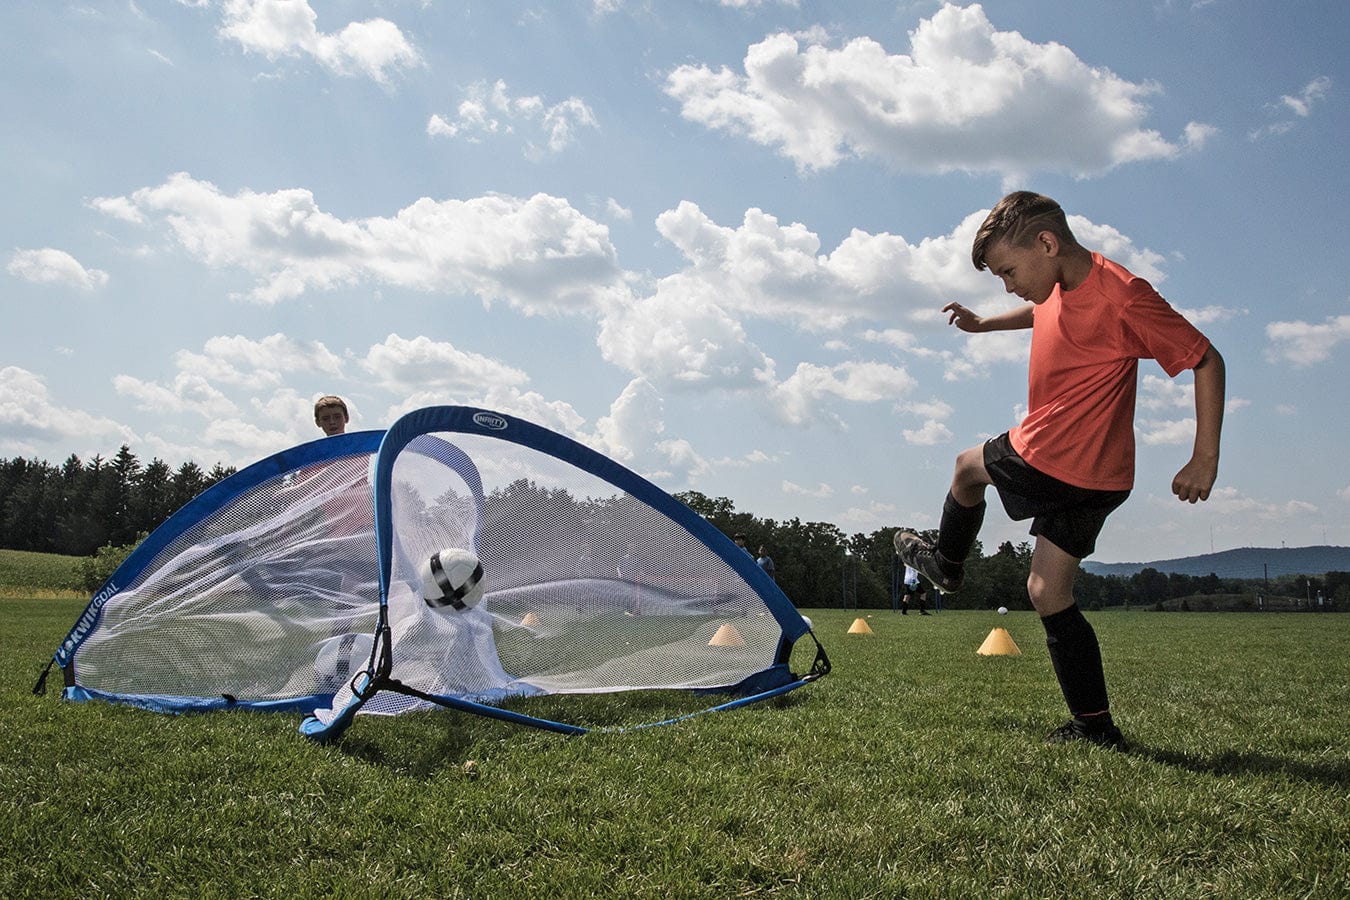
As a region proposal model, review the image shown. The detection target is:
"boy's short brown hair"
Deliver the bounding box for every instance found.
[314,395,348,419]
[971,191,1078,271]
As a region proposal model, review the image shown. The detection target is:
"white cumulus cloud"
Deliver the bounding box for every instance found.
[782,480,835,498]
[218,0,422,84]
[591,377,711,484]
[99,173,626,310]
[1265,314,1350,366]
[427,80,598,158]
[772,360,914,427]
[1251,76,1332,141]
[665,3,1206,179]
[1280,76,1331,117]
[1138,416,1196,446]
[359,333,530,398]
[7,248,109,291]
[112,333,343,423]
[0,366,133,453]
[596,281,774,390]
[902,419,953,446]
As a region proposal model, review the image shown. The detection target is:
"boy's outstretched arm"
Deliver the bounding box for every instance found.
[943,301,1035,333]
[1172,345,1226,503]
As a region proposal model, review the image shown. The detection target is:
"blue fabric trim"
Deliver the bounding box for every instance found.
[298,672,375,743]
[372,419,487,614]
[63,685,331,715]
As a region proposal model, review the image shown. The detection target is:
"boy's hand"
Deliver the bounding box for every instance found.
[1172,456,1218,503]
[943,302,1033,332]
[943,302,983,332]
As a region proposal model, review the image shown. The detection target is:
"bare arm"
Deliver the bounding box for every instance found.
[1172,344,1225,503]
[942,301,1035,333]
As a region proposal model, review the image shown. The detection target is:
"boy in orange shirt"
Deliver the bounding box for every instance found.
[895,192,1226,748]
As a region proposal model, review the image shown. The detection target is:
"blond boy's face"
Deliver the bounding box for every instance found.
[316,408,347,435]
[983,236,1060,304]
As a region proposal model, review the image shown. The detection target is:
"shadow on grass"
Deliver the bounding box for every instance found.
[330,689,811,778]
[337,715,483,778]
[1132,743,1350,787]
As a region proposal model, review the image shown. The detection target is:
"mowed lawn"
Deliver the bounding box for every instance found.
[2,599,1346,898]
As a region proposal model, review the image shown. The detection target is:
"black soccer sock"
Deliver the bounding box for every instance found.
[1041,603,1112,721]
[935,491,985,571]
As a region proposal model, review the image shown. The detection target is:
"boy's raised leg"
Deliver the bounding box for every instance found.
[893,445,991,593]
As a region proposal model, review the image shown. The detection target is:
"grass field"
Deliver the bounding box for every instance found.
[3,599,1347,898]
[0,549,84,599]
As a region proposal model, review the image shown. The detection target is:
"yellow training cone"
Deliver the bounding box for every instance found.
[708,623,746,647]
[520,612,540,628]
[848,617,874,635]
[977,627,1022,656]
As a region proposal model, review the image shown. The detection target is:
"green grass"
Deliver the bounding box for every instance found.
[0,549,84,598]
[3,601,1347,898]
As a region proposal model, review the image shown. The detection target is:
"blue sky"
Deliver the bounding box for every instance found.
[3,0,1347,564]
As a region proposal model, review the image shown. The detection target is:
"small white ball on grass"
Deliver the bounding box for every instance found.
[997,606,1009,615]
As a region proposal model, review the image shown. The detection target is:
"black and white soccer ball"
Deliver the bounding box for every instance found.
[314,632,375,691]
[421,547,485,612]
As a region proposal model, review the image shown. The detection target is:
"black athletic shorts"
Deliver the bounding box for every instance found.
[983,432,1130,560]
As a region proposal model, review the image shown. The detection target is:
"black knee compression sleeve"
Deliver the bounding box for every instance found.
[1041,603,1111,718]
[935,491,985,567]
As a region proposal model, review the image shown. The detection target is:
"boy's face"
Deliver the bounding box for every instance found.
[983,236,1059,304]
[316,407,348,435]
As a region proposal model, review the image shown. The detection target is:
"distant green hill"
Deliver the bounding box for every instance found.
[1081,545,1350,579]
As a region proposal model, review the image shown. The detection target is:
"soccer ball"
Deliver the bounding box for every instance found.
[422,547,485,612]
[314,632,375,691]
[997,606,1009,615]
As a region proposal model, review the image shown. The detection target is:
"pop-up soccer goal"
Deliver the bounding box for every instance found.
[37,406,829,740]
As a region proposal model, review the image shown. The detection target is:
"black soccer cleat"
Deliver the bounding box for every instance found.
[893,531,964,594]
[1044,717,1127,750]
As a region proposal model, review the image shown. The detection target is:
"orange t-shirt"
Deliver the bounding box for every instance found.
[1009,253,1210,491]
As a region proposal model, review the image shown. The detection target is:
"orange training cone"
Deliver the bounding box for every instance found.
[977,627,1021,656]
[848,617,874,635]
[708,623,745,647]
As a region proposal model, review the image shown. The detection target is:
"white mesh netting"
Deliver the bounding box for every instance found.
[65,424,792,724]
[68,452,380,702]
[317,430,785,721]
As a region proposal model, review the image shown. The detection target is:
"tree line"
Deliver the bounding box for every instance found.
[673,490,1347,611]
[0,447,235,558]
[1,447,1343,610]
